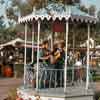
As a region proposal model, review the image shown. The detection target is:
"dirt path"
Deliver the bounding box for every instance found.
[0,78,22,100]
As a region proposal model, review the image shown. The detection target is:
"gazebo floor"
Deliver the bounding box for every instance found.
[17,84,94,100]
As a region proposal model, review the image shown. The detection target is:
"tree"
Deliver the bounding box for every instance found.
[0,15,17,44]
[48,0,80,5]
[6,0,81,27]
[63,0,80,4]
[6,0,81,32]
[97,10,100,21]
[88,5,96,16]
[7,0,81,17]
[28,0,48,9]
[79,5,88,13]
[0,0,4,4]
[0,16,5,29]
[79,5,96,16]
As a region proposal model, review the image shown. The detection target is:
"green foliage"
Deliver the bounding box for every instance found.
[88,5,96,16]
[50,0,80,4]
[0,0,5,4]
[0,16,5,29]
[0,26,17,44]
[79,5,88,13]
[97,11,100,21]
[1,0,100,45]
[7,0,81,17]
[79,4,96,16]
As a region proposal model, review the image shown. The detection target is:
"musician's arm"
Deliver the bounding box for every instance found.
[50,51,61,64]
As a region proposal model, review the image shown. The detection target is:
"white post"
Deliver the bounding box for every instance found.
[51,33,53,51]
[64,20,69,93]
[86,23,90,90]
[32,23,35,63]
[36,20,40,91]
[24,23,27,86]
[72,32,75,83]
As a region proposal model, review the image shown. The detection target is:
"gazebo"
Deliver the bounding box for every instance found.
[17,2,97,100]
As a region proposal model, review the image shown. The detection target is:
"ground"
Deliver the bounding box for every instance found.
[0,78,100,100]
[0,78,22,100]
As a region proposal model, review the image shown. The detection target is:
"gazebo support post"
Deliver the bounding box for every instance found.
[86,23,90,90]
[51,21,54,51]
[36,20,41,91]
[32,22,35,63]
[72,32,75,83]
[24,23,27,86]
[64,20,69,93]
[50,21,54,63]
[51,32,54,51]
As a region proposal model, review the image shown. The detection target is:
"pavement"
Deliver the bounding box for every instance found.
[0,78,100,100]
[0,78,22,100]
[95,82,100,92]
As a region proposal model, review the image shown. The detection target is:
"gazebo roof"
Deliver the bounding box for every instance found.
[18,3,97,23]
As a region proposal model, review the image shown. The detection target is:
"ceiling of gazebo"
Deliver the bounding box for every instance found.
[18,3,98,24]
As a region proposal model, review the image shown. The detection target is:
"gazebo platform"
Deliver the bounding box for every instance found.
[17,85,94,100]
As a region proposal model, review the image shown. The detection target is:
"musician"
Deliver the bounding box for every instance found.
[51,40,65,86]
[51,40,65,68]
[39,40,51,65]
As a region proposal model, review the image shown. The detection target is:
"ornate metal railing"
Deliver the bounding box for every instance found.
[24,63,94,89]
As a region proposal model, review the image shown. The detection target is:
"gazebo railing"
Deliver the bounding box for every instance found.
[24,64,94,89]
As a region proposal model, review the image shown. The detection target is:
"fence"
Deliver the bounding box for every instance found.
[24,63,94,89]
